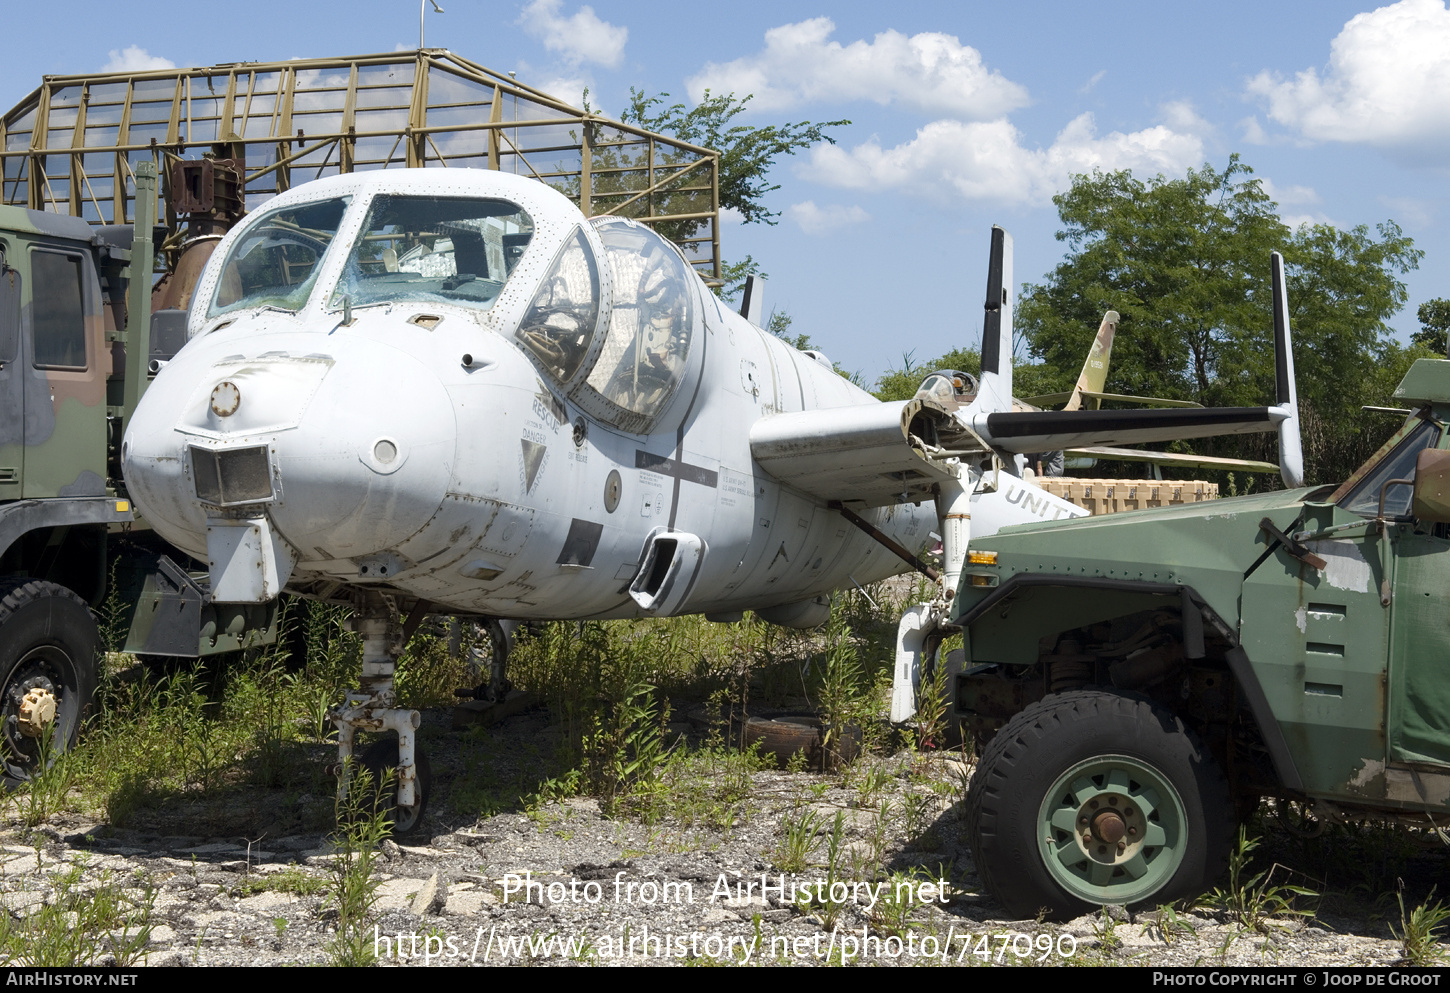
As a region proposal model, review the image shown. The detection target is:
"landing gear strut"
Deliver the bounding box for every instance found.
[330,591,427,834]
[892,471,978,723]
[453,618,516,703]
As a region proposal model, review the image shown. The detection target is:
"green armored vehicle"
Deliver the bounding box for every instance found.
[955,336,1450,921]
[0,164,275,784]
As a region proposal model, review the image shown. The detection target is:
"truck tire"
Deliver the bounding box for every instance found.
[966,688,1232,921]
[0,581,100,787]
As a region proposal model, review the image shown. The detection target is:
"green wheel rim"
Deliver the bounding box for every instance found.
[1037,754,1187,906]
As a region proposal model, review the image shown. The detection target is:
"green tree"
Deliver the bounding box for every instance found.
[1017,156,1423,485]
[621,90,848,305]
[1413,298,1450,355]
[621,90,848,226]
[873,348,980,402]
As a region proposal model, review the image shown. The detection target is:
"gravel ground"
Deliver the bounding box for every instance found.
[0,700,1435,968]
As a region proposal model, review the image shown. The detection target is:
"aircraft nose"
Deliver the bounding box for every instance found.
[124,333,457,569]
[266,346,456,562]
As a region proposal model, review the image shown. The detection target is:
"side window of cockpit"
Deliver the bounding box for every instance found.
[30,250,87,369]
[515,227,599,384]
[576,219,693,431]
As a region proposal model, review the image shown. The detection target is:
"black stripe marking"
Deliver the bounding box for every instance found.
[556,518,604,567]
[638,451,719,488]
[1271,252,1291,405]
[667,301,711,527]
[980,226,1005,376]
[985,407,1276,439]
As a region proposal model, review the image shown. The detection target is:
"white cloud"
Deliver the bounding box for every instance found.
[1159,100,1210,133]
[687,18,1029,118]
[1078,70,1107,95]
[804,113,1205,207]
[102,46,176,73]
[518,0,627,68]
[1379,195,1436,227]
[787,201,870,235]
[1281,212,1334,230]
[720,206,746,226]
[1260,178,1321,206]
[1246,0,1450,150]
[1238,115,1271,145]
[533,75,593,109]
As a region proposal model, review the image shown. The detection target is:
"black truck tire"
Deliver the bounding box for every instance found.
[0,580,100,787]
[966,688,1233,921]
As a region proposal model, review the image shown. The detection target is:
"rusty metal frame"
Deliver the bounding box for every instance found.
[1,50,722,283]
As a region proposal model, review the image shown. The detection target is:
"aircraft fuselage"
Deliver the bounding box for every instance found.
[122,170,953,622]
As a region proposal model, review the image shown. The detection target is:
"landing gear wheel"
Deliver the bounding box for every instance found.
[357,740,432,837]
[966,689,1232,922]
[0,581,99,787]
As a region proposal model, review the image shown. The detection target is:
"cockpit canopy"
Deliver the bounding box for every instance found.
[199,172,698,436]
[915,369,978,411]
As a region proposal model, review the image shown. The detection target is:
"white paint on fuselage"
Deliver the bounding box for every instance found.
[123,169,1070,623]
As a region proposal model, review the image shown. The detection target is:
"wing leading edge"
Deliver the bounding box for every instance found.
[748,398,970,508]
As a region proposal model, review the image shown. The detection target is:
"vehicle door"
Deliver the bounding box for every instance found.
[1384,423,1450,770]
[21,245,105,497]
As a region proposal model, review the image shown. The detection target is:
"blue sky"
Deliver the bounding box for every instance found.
[5,1,1448,383]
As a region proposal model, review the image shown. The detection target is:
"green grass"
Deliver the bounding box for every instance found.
[1393,882,1450,966]
[0,857,155,966]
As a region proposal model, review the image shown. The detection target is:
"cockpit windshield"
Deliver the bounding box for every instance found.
[209,196,350,317]
[330,195,533,312]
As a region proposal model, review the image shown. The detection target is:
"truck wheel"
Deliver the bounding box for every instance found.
[0,581,100,787]
[966,689,1232,921]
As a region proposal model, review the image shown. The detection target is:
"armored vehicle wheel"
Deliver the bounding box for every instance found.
[966,689,1232,921]
[0,581,99,787]
[358,740,432,837]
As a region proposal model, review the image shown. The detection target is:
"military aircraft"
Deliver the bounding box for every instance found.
[121,168,1303,829]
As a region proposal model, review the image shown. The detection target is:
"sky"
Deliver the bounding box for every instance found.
[4,0,1449,384]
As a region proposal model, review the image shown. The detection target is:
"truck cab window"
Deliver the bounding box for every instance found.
[30,250,86,369]
[1338,417,1442,519]
[0,264,16,366]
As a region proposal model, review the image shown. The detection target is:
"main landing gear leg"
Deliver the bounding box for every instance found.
[454,619,516,703]
[892,471,977,723]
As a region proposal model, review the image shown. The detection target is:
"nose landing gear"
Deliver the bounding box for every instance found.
[330,592,428,835]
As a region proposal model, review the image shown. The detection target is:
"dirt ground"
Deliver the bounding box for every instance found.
[0,696,1433,968]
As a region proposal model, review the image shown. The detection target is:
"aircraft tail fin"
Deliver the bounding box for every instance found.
[1271,251,1304,488]
[740,274,765,326]
[976,226,1014,414]
[1063,311,1118,411]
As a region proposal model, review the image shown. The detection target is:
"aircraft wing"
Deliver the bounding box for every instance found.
[1067,446,1279,473]
[749,398,969,508]
[1022,391,1203,409]
[972,406,1288,453]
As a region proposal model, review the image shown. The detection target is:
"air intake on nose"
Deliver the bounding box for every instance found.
[191,445,274,506]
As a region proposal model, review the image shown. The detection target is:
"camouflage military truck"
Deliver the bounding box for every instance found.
[0,163,275,785]
[953,357,1450,920]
